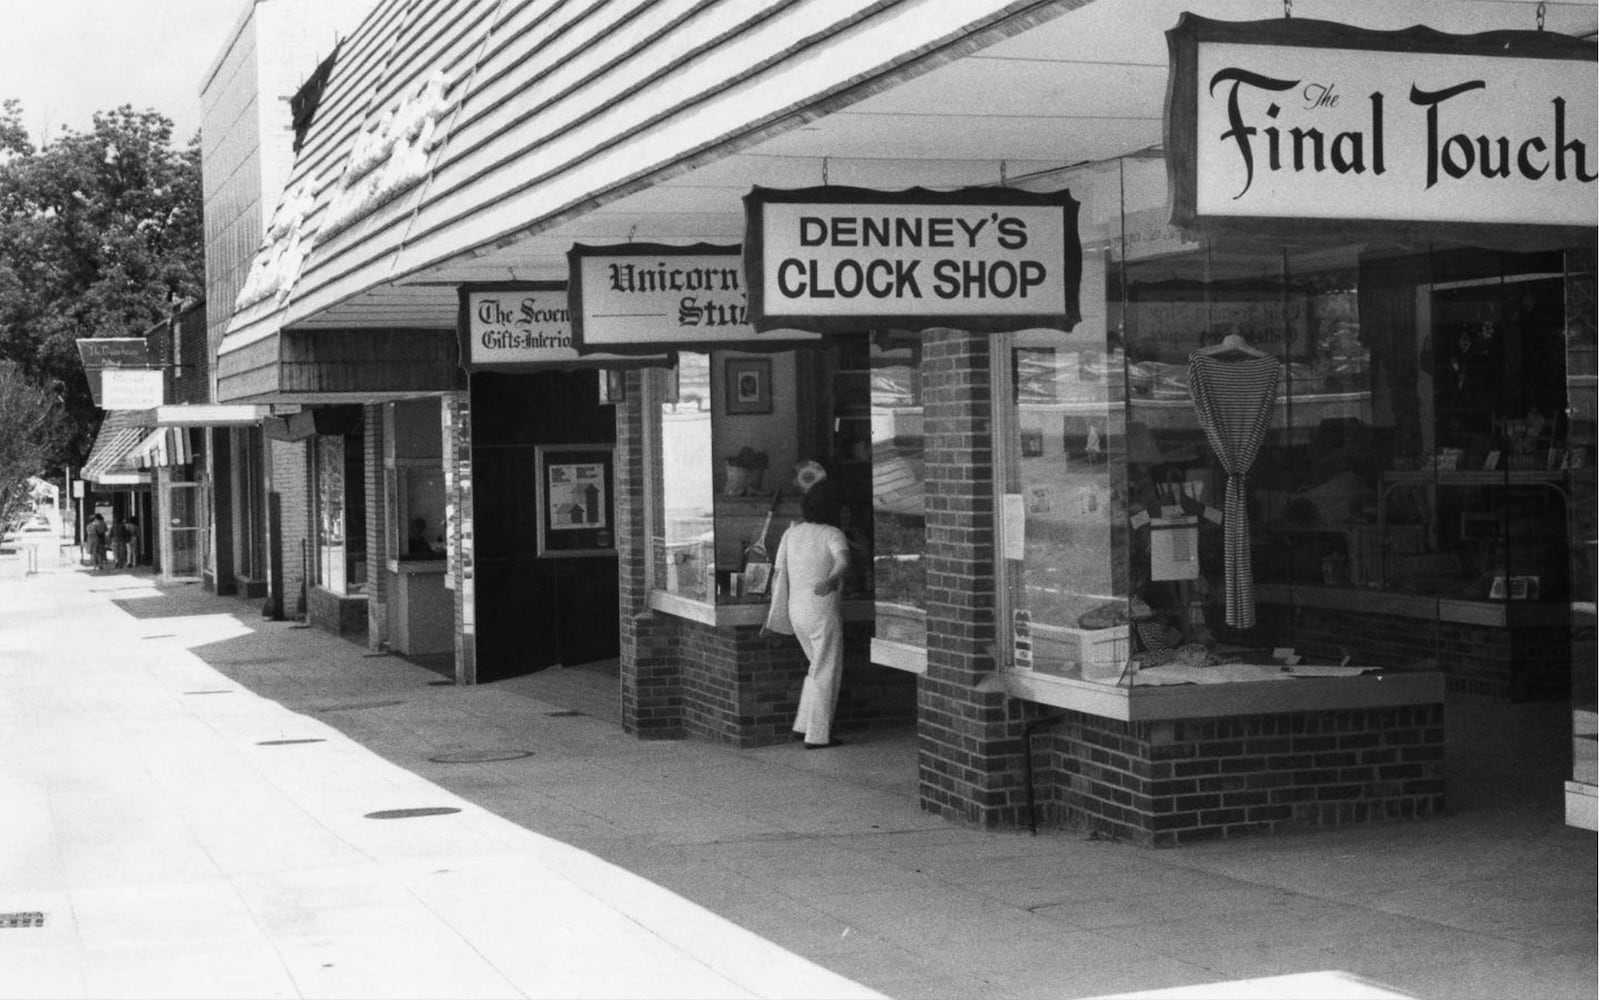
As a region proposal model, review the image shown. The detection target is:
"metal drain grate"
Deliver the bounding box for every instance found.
[0,912,45,929]
[427,749,534,763]
[364,807,461,820]
[257,738,327,746]
[546,710,587,718]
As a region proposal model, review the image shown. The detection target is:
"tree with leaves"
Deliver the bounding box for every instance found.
[0,99,202,470]
[0,359,70,527]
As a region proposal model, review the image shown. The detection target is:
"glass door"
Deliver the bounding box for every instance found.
[163,481,205,579]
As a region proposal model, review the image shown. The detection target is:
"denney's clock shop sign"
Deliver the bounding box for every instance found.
[742,186,1081,334]
[1167,15,1597,231]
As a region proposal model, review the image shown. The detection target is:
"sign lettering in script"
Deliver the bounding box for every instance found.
[1169,15,1598,228]
[460,284,580,367]
[567,244,817,351]
[742,186,1081,334]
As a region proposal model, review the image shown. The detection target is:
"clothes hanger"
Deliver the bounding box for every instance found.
[1194,332,1267,359]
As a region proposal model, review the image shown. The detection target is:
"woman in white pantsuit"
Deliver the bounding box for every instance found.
[761,483,850,749]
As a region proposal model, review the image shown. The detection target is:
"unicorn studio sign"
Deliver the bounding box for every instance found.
[1167,15,1598,232]
[742,186,1081,334]
[566,243,818,352]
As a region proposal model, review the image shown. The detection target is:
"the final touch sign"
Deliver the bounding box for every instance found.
[742,186,1081,334]
[1167,15,1597,229]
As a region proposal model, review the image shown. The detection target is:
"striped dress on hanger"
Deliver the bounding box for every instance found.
[1186,353,1281,629]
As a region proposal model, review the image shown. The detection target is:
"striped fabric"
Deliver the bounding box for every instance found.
[1187,354,1281,629]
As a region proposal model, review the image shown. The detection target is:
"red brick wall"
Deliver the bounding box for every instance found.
[364,403,387,649]
[1034,705,1447,847]
[267,437,310,618]
[617,369,682,737]
[916,328,1030,827]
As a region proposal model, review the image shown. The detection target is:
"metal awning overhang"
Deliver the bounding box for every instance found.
[81,411,154,485]
[227,0,1600,335]
[215,326,464,404]
[139,404,272,427]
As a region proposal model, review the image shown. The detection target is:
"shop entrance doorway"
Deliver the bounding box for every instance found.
[471,370,619,682]
[162,481,205,579]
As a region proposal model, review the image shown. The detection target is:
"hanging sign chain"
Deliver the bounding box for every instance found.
[1537,2,1546,31]
[822,156,829,185]
[1283,0,1292,19]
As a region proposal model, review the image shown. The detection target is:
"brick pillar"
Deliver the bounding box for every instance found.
[266,437,311,620]
[364,403,388,650]
[443,390,477,683]
[617,368,684,738]
[916,329,1029,827]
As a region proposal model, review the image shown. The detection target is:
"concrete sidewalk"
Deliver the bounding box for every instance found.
[1,558,1594,999]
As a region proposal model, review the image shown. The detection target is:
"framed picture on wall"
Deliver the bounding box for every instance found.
[535,444,616,559]
[725,357,772,415]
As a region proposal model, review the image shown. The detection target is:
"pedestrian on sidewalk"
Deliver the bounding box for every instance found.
[761,480,849,749]
[111,516,131,569]
[87,514,108,572]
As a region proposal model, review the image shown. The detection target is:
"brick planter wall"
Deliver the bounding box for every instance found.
[1032,705,1447,847]
[308,586,369,639]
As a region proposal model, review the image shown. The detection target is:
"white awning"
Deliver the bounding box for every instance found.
[131,427,194,469]
[142,404,270,427]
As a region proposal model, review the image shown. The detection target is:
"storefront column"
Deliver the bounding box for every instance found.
[917,329,1030,827]
[364,403,388,651]
[617,369,685,739]
[443,390,477,683]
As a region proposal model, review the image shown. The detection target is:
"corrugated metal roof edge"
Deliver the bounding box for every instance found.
[273,0,1075,330]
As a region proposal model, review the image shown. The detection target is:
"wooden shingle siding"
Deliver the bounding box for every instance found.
[225,0,1059,343]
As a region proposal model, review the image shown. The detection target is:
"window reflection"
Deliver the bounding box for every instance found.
[653,354,715,600]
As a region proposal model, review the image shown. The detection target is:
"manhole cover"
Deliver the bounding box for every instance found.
[364,807,461,820]
[546,710,587,718]
[427,749,535,763]
[0,912,44,928]
[316,699,405,713]
[257,738,327,746]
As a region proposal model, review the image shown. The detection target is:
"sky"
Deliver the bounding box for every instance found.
[0,1,249,145]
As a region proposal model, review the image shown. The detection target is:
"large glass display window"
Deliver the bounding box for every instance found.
[648,344,875,615]
[999,154,1590,698]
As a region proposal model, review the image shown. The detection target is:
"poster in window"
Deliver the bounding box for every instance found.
[535,445,616,558]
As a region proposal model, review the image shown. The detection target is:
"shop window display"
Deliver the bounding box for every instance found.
[653,354,716,601]
[1001,155,1586,692]
[314,434,367,596]
[869,334,926,649]
[650,344,875,609]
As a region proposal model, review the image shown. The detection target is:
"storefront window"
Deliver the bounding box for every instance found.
[1000,154,1588,689]
[653,354,715,600]
[314,434,367,595]
[870,335,925,648]
[651,345,874,608]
